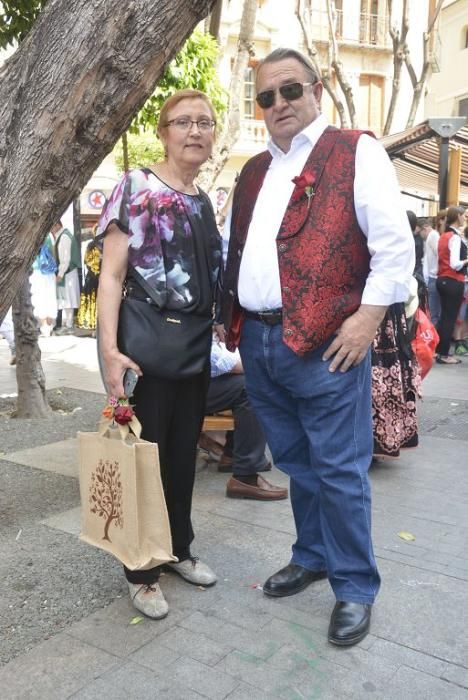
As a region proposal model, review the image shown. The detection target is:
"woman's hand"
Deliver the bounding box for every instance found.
[102,349,141,398]
[213,323,226,343]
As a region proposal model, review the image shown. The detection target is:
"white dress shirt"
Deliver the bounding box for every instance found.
[423,228,439,280]
[447,230,467,271]
[236,114,414,311]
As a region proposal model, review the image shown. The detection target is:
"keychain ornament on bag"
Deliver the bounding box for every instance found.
[100,396,142,439]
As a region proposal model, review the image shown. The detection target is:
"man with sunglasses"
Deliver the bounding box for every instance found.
[220,48,414,647]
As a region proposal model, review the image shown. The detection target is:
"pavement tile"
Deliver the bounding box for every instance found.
[4,438,79,477]
[441,665,468,689]
[0,632,119,700]
[366,637,452,677]
[200,595,274,631]
[162,656,240,699]
[41,505,81,536]
[127,638,181,672]
[69,659,205,699]
[381,665,467,699]
[180,610,282,659]
[67,598,180,657]
[217,646,387,699]
[223,681,276,699]
[372,559,468,667]
[157,625,233,665]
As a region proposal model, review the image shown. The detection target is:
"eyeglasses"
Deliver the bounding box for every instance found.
[165,117,216,132]
[256,82,314,109]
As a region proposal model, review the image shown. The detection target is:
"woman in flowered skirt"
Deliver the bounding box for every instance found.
[372,303,421,458]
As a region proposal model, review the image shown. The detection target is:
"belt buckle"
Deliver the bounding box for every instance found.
[260,310,280,325]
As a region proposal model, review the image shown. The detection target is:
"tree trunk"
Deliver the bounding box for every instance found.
[404,0,444,129]
[0,0,217,321]
[12,277,51,418]
[208,0,223,41]
[383,0,409,136]
[198,0,258,191]
[326,0,356,128]
[103,514,115,542]
[122,132,130,173]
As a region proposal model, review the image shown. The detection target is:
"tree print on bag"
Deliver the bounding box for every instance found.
[89,459,124,541]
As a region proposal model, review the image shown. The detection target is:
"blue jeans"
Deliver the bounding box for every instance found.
[239,319,380,604]
[427,277,441,326]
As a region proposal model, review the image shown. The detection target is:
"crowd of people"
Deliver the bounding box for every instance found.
[2,45,467,650]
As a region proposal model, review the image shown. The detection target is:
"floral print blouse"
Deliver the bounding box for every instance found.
[97,168,221,315]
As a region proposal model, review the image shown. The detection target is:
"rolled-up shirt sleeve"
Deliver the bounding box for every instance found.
[354,134,415,306]
[210,339,239,377]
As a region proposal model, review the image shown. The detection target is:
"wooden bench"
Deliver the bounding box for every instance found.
[202,410,235,432]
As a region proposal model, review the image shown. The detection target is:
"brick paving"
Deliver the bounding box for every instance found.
[0,336,467,698]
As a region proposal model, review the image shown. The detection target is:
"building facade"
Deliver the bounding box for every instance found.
[425,0,468,119]
[215,0,432,190]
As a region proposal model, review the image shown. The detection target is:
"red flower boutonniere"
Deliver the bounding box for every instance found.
[291,172,315,207]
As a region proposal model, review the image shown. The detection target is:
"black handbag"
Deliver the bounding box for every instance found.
[117,292,212,380]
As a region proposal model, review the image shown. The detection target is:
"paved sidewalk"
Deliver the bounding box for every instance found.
[0,336,467,699]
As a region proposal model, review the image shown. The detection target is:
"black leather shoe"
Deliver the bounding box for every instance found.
[328,601,372,646]
[263,563,327,597]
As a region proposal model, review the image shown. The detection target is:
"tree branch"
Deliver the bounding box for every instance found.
[295,0,349,127]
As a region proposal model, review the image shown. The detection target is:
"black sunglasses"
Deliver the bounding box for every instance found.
[256,81,314,109]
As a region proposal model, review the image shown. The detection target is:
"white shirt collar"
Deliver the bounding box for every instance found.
[267,114,329,159]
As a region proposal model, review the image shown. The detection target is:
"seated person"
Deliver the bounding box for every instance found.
[201,333,288,501]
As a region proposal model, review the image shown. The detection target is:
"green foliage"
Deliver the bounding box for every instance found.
[113,132,164,174]
[0,0,47,48]
[130,29,227,134]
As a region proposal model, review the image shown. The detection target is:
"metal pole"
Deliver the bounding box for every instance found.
[438,136,449,210]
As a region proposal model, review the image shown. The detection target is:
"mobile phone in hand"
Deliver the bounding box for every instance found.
[123,368,139,397]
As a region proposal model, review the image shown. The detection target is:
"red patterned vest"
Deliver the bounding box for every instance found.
[223,126,372,355]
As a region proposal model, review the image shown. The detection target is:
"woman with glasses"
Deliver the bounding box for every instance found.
[97,89,221,619]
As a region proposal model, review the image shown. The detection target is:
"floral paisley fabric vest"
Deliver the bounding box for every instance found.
[223,126,372,355]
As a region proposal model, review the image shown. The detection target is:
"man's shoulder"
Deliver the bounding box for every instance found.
[241,150,272,173]
[336,128,376,143]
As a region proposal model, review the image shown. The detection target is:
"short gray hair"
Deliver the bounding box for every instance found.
[257,48,319,85]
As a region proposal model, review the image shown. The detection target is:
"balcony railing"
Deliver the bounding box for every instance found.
[307,9,390,49]
[235,119,268,153]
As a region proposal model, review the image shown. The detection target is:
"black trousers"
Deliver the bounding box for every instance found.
[205,373,268,476]
[124,368,209,585]
[436,277,464,356]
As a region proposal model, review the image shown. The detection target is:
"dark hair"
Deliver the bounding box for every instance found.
[406,210,417,232]
[418,218,431,229]
[257,48,319,85]
[445,205,465,228]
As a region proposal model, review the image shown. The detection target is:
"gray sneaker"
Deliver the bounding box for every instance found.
[166,557,217,587]
[127,582,169,619]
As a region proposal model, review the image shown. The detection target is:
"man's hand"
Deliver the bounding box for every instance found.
[322,305,387,373]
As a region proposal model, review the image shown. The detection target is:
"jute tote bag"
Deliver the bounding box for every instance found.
[78,422,176,570]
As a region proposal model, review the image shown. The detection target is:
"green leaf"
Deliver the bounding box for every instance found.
[129,615,144,625]
[397,531,416,541]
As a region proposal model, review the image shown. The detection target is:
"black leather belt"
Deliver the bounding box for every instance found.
[243,308,283,325]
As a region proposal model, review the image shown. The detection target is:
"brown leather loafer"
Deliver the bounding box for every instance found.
[263,562,328,597]
[226,475,288,500]
[328,602,372,646]
[198,432,224,460]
